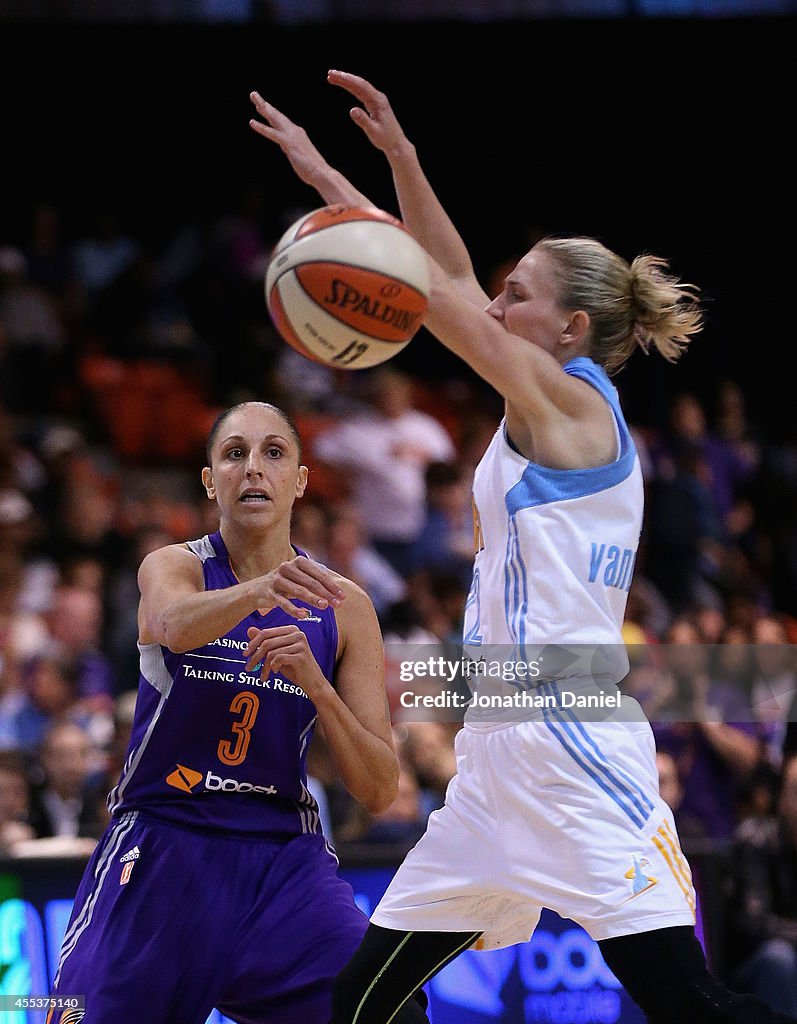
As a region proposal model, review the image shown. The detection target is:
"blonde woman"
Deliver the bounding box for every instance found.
[251,75,792,1024]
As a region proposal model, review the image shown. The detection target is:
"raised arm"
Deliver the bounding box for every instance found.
[249,92,372,209]
[249,79,488,309]
[138,544,346,653]
[327,70,488,308]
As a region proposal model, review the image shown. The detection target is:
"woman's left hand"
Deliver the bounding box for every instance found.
[245,624,328,700]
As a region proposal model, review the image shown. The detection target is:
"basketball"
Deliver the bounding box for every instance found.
[264,204,431,369]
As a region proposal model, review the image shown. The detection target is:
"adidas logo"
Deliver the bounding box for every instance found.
[120,846,141,863]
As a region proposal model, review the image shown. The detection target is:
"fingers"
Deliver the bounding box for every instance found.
[254,558,345,622]
[258,593,315,620]
[244,625,307,672]
[327,69,376,105]
[279,557,345,609]
[249,91,294,138]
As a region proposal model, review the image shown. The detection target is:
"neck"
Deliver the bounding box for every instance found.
[219,522,295,582]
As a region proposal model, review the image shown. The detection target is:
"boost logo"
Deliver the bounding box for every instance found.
[165,764,203,793]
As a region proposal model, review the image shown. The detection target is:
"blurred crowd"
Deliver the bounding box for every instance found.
[2,195,797,1004]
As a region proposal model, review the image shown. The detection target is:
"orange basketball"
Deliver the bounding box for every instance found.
[264,205,430,369]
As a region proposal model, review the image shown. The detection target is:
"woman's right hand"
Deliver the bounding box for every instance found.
[254,555,345,619]
[327,70,410,156]
[249,92,329,189]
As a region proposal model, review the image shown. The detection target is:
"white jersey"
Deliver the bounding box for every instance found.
[373,358,697,948]
[463,357,642,670]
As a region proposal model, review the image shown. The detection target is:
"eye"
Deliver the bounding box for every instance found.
[227,447,244,460]
[267,446,283,458]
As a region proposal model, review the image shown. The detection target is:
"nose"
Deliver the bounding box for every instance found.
[485,295,504,321]
[245,451,265,477]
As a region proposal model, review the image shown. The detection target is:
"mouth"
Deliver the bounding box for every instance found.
[239,490,271,505]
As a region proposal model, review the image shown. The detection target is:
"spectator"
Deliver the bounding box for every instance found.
[751,614,797,768]
[729,755,797,1017]
[0,245,67,414]
[44,585,116,711]
[324,505,407,619]
[313,367,456,575]
[289,496,329,561]
[27,721,107,843]
[11,651,82,752]
[656,749,708,850]
[409,461,474,587]
[652,618,760,846]
[0,752,35,855]
[401,721,458,814]
[70,206,140,303]
[651,392,757,523]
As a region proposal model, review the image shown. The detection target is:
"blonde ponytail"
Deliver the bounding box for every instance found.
[536,237,703,375]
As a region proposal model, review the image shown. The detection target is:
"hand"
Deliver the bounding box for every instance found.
[244,624,328,699]
[327,70,409,155]
[249,92,328,188]
[255,555,345,619]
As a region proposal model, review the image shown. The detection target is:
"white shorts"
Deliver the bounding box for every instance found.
[372,706,696,949]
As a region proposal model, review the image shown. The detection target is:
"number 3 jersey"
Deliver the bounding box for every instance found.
[107,531,336,839]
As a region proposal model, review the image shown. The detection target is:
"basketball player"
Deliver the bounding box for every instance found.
[249,74,796,1024]
[47,401,429,1024]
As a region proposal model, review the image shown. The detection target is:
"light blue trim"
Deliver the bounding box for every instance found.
[541,683,648,828]
[553,685,655,816]
[505,358,636,515]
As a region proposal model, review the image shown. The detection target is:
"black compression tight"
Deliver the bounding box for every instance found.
[599,926,797,1023]
[331,923,797,1024]
[331,924,481,1023]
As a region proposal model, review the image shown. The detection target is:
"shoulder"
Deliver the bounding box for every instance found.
[332,573,380,636]
[138,542,205,585]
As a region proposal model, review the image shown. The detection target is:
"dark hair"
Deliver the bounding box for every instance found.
[205,402,303,465]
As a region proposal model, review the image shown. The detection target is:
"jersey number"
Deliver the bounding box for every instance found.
[217,692,260,766]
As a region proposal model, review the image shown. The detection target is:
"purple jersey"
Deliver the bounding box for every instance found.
[108,532,336,839]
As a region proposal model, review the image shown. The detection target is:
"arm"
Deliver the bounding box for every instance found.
[327,70,488,308]
[250,81,608,461]
[138,544,346,654]
[249,92,372,208]
[249,78,488,308]
[697,721,759,777]
[243,579,399,813]
[424,258,611,450]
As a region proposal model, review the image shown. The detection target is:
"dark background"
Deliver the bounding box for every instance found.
[1,16,791,434]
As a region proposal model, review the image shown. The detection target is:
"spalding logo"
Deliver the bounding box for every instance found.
[324,279,422,333]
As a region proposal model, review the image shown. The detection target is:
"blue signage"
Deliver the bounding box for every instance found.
[0,865,645,1024]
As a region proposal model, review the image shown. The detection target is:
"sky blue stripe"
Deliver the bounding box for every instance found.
[544,688,647,823]
[546,681,649,822]
[542,705,646,829]
[503,529,516,645]
[513,516,530,661]
[552,685,655,816]
[541,683,646,828]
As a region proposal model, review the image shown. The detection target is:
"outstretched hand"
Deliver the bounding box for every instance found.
[326,70,409,155]
[249,92,328,188]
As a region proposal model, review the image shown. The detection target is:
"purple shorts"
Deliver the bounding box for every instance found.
[50,812,369,1024]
